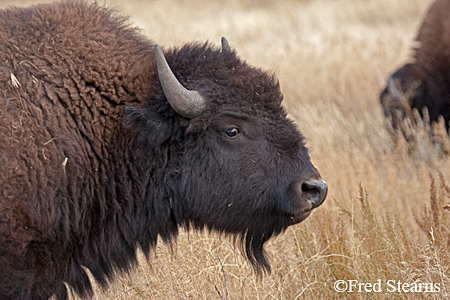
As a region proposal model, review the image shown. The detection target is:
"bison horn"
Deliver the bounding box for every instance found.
[221,37,231,52]
[154,44,206,118]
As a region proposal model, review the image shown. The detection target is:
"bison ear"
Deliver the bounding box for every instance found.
[125,106,183,146]
[125,106,146,129]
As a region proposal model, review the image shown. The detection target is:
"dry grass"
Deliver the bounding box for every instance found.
[3,0,450,298]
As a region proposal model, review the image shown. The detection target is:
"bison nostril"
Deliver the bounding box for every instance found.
[301,180,328,208]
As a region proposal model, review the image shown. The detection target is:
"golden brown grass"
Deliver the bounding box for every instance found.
[3,0,450,298]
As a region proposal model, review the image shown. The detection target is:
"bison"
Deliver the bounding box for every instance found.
[0,1,327,299]
[380,0,450,135]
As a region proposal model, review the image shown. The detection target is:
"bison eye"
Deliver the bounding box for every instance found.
[225,128,240,138]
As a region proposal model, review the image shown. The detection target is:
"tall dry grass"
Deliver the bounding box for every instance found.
[3,0,450,298]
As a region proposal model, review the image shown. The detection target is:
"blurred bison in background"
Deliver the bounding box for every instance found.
[380,0,450,141]
[0,1,327,299]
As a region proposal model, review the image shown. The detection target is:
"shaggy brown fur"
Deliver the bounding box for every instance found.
[380,0,450,132]
[0,2,156,299]
[0,1,327,300]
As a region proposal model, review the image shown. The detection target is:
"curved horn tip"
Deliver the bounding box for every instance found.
[154,44,164,66]
[221,37,231,52]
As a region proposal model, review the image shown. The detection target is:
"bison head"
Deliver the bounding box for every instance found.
[380,63,427,134]
[126,38,327,273]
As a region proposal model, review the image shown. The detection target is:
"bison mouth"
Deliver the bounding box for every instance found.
[241,180,326,275]
[285,209,313,225]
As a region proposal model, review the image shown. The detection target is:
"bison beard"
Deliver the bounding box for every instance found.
[0,1,327,299]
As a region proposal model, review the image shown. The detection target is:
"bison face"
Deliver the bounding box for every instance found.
[183,108,327,223]
[178,107,327,272]
[126,39,327,273]
[380,64,427,134]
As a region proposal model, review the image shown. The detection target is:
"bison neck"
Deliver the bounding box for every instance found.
[74,130,179,284]
[39,113,180,296]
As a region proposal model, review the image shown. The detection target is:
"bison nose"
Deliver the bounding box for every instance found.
[301,179,328,208]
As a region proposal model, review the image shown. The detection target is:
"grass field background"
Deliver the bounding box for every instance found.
[3,0,450,299]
